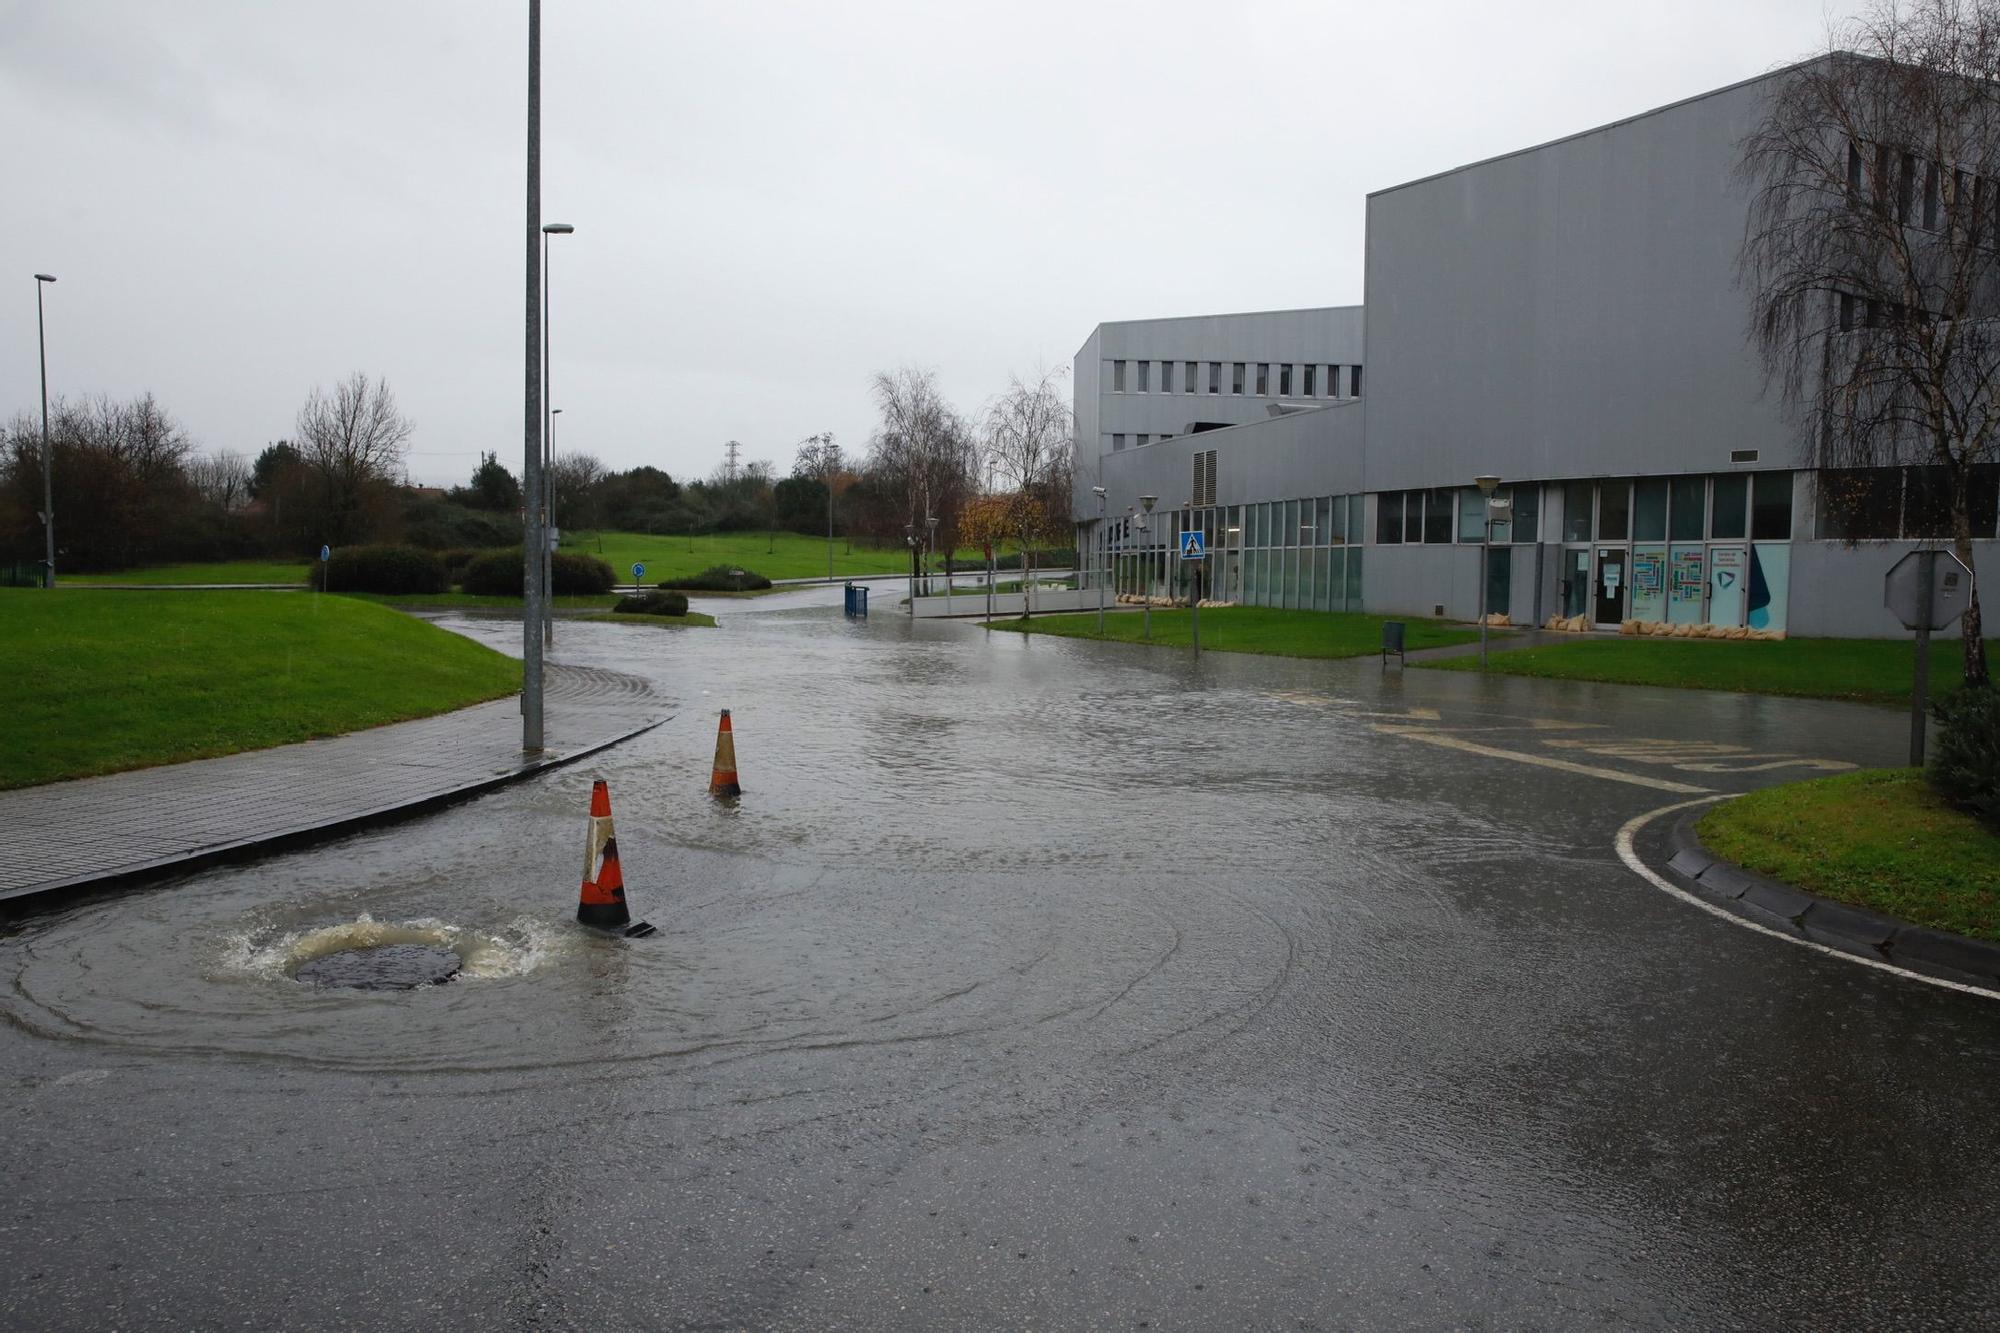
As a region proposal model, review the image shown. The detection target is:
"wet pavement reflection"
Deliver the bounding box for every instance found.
[3,588,1996,1329]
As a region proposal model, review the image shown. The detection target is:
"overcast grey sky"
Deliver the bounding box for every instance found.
[2,0,1836,487]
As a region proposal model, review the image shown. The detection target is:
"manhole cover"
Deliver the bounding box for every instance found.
[293,943,461,990]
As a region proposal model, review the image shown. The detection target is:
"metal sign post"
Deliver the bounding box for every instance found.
[1884,548,1973,766]
[1181,528,1206,655]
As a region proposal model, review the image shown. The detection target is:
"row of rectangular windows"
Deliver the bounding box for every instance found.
[1847,138,2000,238]
[1105,359,1361,399]
[1375,475,1795,546]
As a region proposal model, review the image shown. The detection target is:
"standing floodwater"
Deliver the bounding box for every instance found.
[3,588,1997,1329]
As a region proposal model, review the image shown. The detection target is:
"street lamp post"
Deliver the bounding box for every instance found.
[541,222,573,649]
[33,273,55,588]
[1139,494,1157,642]
[1092,486,1106,635]
[925,514,938,603]
[522,0,545,753]
[905,523,916,616]
[1475,475,1501,669]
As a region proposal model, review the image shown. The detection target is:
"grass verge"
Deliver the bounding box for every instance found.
[1421,635,2000,706]
[62,560,311,585]
[1698,770,2000,941]
[988,607,1480,659]
[0,589,519,789]
[575,611,719,628]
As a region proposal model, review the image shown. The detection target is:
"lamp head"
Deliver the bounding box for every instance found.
[1139,494,1157,513]
[542,223,575,235]
[1475,474,1501,495]
[34,273,55,283]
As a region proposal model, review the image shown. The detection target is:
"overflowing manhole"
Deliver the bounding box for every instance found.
[293,943,462,990]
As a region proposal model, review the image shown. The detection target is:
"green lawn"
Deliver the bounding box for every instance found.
[0,589,519,789]
[62,559,311,585]
[575,610,719,629]
[988,607,1481,659]
[1700,770,2000,941]
[1421,634,1999,706]
[563,530,1008,584]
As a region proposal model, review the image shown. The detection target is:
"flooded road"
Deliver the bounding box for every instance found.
[4,589,1998,1329]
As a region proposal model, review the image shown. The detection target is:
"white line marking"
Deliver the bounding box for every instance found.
[1616,797,2000,1002]
[1371,726,1715,794]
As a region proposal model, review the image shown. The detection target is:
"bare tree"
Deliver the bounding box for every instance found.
[794,432,843,577]
[868,366,979,582]
[187,450,253,511]
[1741,1,2000,686]
[983,366,1073,616]
[549,450,606,532]
[294,373,412,544]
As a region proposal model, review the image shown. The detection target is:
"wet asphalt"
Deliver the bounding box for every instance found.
[2,588,1996,1330]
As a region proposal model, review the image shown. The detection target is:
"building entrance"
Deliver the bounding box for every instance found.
[1594,548,1627,625]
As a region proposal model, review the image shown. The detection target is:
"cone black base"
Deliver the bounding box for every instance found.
[577,900,631,929]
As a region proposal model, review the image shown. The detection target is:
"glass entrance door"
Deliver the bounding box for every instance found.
[1594,547,1627,624]
[1563,549,1591,618]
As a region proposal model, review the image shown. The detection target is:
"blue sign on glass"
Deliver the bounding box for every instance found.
[1180,530,1206,559]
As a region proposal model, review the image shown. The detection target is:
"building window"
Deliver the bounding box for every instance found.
[1303,365,1317,396]
[1838,293,1856,332]
[1424,488,1454,544]
[1160,361,1174,394]
[1634,479,1668,541]
[1255,363,1270,395]
[1232,363,1246,394]
[1458,489,1487,543]
[1137,361,1150,393]
[1512,485,1540,543]
[1279,363,1293,396]
[1159,432,1174,442]
[1112,361,1126,392]
[1751,472,1793,540]
[1597,480,1631,540]
[1815,469,1902,539]
[1562,480,1594,543]
[1350,366,1363,397]
[1184,361,1197,393]
[1112,433,1126,451]
[1209,362,1221,394]
[1711,474,1748,539]
[1668,476,1705,541]
[1376,492,1403,544]
[1134,433,1149,448]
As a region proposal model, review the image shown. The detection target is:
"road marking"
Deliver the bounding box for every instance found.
[1529,719,1605,731]
[1370,726,1714,793]
[1616,798,2000,1001]
[1542,737,1857,775]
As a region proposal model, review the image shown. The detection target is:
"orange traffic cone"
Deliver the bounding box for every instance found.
[709,709,742,797]
[577,780,653,935]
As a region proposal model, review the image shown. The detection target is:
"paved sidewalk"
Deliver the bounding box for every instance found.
[0,664,667,906]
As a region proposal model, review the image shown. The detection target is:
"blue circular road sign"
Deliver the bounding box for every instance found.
[632,562,646,580]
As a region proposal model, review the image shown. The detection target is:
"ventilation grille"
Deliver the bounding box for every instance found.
[1192,450,1218,507]
[1730,449,1760,463]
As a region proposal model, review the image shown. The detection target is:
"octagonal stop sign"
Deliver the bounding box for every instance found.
[1884,549,1974,631]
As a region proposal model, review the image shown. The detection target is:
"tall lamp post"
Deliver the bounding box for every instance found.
[1138,494,1157,642]
[905,523,916,616]
[541,222,574,648]
[925,514,938,603]
[1475,475,1501,669]
[1092,486,1106,634]
[522,0,545,753]
[33,273,55,588]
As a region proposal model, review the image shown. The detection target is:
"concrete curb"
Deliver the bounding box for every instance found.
[1663,808,2000,988]
[0,715,669,916]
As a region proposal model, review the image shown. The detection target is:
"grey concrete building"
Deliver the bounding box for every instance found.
[1077,62,2000,638]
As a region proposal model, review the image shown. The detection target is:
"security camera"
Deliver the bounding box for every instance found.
[1091,486,1106,496]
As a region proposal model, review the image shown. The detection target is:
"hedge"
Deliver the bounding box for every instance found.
[1932,686,2000,831]
[459,550,616,596]
[612,590,689,616]
[659,564,773,592]
[309,544,449,595]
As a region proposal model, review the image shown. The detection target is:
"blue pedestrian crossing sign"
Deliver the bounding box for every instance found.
[1180,529,1206,560]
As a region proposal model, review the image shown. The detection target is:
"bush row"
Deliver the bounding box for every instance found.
[612,589,689,616]
[459,550,616,596]
[309,545,449,594]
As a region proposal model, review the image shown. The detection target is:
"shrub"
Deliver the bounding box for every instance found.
[437,547,493,582]
[944,548,1077,573]
[458,550,615,596]
[309,544,449,594]
[401,494,521,550]
[1930,686,2000,831]
[612,590,689,616]
[660,564,773,592]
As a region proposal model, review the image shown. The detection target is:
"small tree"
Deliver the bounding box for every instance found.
[187,450,253,511]
[983,366,1073,617]
[294,373,412,546]
[1740,2,2000,686]
[794,431,843,578]
[462,451,523,512]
